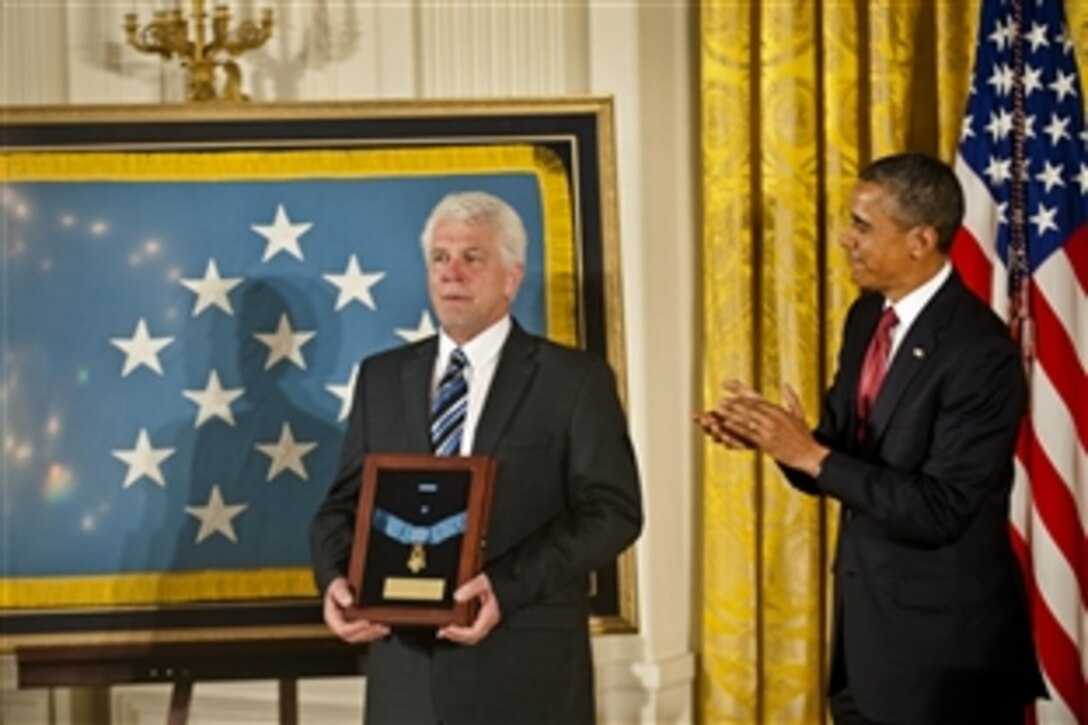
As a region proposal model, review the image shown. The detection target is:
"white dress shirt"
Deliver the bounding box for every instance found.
[886,262,952,362]
[432,316,511,455]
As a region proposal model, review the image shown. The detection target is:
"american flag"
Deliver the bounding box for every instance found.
[952,0,1088,721]
[0,156,548,610]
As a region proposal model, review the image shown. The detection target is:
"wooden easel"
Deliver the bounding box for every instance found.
[15,638,366,725]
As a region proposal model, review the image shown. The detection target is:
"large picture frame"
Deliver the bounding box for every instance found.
[0,98,636,648]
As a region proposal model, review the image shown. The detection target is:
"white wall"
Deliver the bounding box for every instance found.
[0,1,698,722]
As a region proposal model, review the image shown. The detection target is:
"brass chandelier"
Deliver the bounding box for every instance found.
[123,0,274,102]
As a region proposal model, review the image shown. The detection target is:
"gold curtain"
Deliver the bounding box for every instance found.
[699,1,1088,723]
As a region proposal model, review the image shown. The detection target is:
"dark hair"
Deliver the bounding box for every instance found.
[859,153,964,253]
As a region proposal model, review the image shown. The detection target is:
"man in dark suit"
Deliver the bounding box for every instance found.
[696,153,1045,723]
[311,191,643,723]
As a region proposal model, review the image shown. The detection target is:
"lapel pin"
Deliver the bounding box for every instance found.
[912,347,925,359]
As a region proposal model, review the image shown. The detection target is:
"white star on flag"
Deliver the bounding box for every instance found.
[1035,160,1065,192]
[1075,162,1088,194]
[987,63,1014,96]
[1023,64,1044,97]
[395,310,437,343]
[1024,114,1038,139]
[179,259,243,316]
[986,108,1014,141]
[1049,69,1078,102]
[255,422,317,481]
[1029,202,1059,236]
[988,16,1013,50]
[112,428,175,488]
[182,370,245,427]
[984,155,1012,185]
[110,318,174,377]
[323,254,386,311]
[326,363,359,422]
[1025,21,1049,52]
[253,313,316,370]
[250,204,313,262]
[1043,113,1071,146]
[960,114,975,142]
[185,485,248,544]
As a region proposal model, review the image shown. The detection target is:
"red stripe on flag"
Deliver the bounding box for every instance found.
[1031,583,1085,719]
[949,227,993,302]
[1065,224,1088,293]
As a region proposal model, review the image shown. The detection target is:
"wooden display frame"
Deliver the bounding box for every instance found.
[347,454,495,627]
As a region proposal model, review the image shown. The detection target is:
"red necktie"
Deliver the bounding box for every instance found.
[856,306,899,434]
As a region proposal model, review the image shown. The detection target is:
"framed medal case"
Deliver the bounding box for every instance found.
[347,454,496,627]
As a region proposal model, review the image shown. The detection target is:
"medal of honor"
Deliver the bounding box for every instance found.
[407,543,426,573]
[372,507,467,574]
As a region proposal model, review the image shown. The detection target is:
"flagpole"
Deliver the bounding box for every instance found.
[1008,0,1036,371]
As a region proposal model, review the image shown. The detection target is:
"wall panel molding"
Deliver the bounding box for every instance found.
[1,2,68,104]
[419,0,587,97]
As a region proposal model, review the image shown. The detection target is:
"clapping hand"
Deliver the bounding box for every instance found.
[694,380,828,477]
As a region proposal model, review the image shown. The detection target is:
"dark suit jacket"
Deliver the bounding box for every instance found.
[783,272,1046,723]
[311,321,643,724]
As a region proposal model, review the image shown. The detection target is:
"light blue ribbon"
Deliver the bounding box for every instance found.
[372,508,467,546]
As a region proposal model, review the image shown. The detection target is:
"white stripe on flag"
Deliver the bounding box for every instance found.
[1035,247,1088,365]
[1010,456,1031,539]
[1031,365,1086,493]
[955,154,1002,252]
[1030,504,1081,644]
[1035,676,1078,724]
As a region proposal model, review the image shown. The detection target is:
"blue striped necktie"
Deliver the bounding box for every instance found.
[430,348,468,456]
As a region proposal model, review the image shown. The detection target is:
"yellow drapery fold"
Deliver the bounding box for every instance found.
[700,2,1088,723]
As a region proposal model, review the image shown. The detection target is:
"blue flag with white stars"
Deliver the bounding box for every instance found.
[1,146,567,608]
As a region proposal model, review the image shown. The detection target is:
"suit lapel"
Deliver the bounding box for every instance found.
[472,323,539,455]
[867,274,960,441]
[401,338,438,453]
